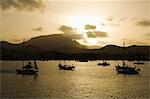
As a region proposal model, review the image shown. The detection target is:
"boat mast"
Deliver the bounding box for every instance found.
[123,41,125,67]
[63,46,66,65]
[34,60,38,70]
[22,39,25,67]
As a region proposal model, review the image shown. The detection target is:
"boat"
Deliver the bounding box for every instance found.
[97,61,110,66]
[16,39,39,74]
[115,62,139,74]
[58,46,75,71]
[115,42,139,74]
[58,64,75,71]
[134,61,144,64]
[16,61,38,74]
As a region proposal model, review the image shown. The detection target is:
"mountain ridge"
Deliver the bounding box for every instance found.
[0,34,149,60]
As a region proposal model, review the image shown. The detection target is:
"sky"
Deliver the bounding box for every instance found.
[0,0,150,47]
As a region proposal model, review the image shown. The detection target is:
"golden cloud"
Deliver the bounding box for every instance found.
[87,31,108,38]
[84,24,96,30]
[136,20,150,27]
[0,0,45,11]
[58,25,82,39]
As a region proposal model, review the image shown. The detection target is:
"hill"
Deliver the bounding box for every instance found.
[0,34,149,60]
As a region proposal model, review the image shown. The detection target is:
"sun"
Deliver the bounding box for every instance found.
[67,15,100,32]
[86,38,97,45]
[66,15,101,46]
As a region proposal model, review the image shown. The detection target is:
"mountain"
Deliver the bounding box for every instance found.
[0,34,85,53]
[92,45,149,55]
[94,45,123,54]
[0,34,149,60]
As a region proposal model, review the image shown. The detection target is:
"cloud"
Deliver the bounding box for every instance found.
[87,31,96,38]
[94,31,108,37]
[58,25,82,39]
[84,24,96,30]
[32,27,43,32]
[0,0,45,11]
[136,20,150,27]
[87,31,108,38]
[59,25,75,34]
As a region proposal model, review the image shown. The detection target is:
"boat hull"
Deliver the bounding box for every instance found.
[116,69,139,74]
[115,66,139,74]
[16,69,38,74]
[58,64,75,71]
[97,63,110,66]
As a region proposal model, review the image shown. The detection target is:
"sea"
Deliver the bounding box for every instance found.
[0,60,149,99]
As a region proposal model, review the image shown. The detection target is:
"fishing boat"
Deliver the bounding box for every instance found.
[16,61,38,74]
[97,61,110,66]
[115,42,139,74]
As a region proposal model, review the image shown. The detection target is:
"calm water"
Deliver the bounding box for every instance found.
[0,60,149,98]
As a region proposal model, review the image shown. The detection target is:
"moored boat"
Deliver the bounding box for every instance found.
[16,61,38,74]
[58,64,75,71]
[115,64,139,74]
[115,42,139,75]
[97,61,110,66]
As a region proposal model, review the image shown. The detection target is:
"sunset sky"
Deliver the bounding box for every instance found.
[0,0,150,47]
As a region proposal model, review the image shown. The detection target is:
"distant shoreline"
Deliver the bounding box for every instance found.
[0,59,149,61]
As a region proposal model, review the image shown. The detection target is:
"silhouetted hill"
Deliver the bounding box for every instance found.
[126,45,149,54]
[90,45,149,55]
[95,45,123,54]
[24,34,85,53]
[0,41,15,50]
[0,34,85,53]
[0,34,149,60]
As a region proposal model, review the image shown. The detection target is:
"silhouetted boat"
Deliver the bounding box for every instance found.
[58,64,75,71]
[97,61,110,66]
[134,61,144,64]
[115,42,139,74]
[58,46,75,71]
[115,63,139,74]
[16,61,38,74]
[16,39,38,74]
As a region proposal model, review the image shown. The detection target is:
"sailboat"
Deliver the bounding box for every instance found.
[97,61,110,66]
[115,42,139,74]
[16,39,38,74]
[58,46,75,71]
[16,60,38,74]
